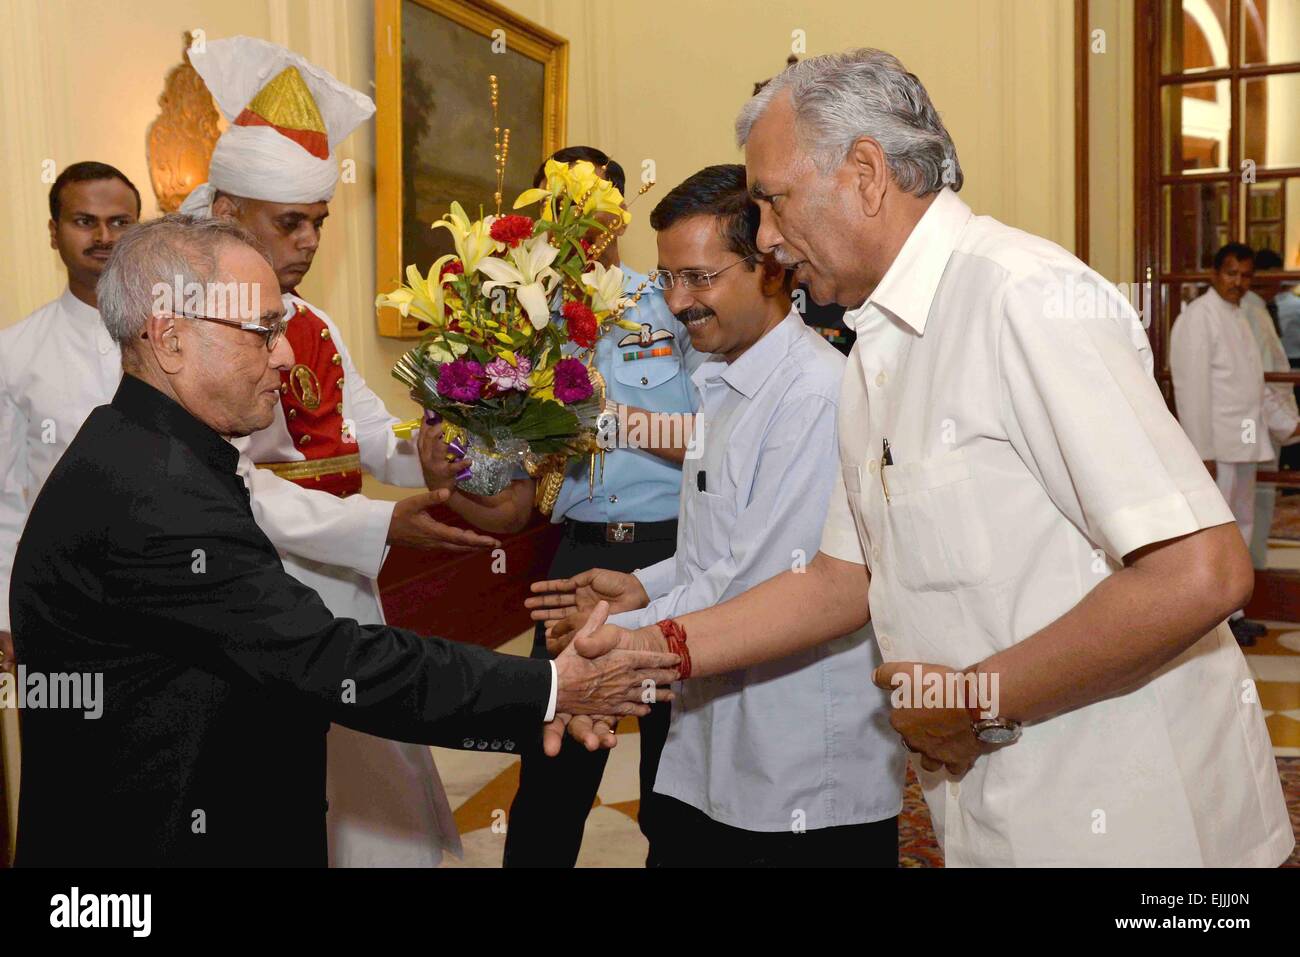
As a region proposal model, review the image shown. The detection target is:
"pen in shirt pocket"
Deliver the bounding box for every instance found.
[881,438,893,503]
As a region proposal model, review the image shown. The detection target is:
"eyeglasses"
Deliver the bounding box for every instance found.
[649,253,760,291]
[172,311,288,352]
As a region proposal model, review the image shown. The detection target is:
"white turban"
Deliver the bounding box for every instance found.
[180,36,375,215]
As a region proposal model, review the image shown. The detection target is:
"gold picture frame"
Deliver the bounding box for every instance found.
[375,0,568,338]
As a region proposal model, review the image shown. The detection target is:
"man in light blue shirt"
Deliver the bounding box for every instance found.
[533,165,904,866]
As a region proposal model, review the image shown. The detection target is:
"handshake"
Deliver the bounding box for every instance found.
[531,570,665,758]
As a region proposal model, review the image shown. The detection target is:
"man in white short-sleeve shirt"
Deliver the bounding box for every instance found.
[559,48,1294,867]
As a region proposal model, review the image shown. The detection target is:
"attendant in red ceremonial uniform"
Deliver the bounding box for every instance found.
[180,36,497,867]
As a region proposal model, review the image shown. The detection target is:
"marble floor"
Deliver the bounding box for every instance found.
[431,619,1300,867]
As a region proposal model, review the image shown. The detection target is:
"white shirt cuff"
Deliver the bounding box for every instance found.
[544,660,558,722]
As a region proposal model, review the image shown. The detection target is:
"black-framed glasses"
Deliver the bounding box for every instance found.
[172,311,288,351]
[649,253,760,291]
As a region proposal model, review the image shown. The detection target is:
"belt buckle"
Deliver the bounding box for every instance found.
[605,522,635,543]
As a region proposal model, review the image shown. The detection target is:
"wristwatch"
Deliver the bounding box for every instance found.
[596,400,619,449]
[970,711,1022,745]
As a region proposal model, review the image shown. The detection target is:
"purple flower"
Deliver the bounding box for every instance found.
[436,358,485,403]
[484,355,533,392]
[553,357,594,404]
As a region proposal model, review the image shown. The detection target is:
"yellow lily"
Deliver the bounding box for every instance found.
[432,201,502,274]
[375,253,458,327]
[513,160,630,226]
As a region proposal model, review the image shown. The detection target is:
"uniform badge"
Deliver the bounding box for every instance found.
[289,364,321,410]
[618,323,676,349]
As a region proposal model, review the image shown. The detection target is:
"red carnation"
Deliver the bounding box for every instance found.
[563,301,599,349]
[440,259,464,280]
[490,215,535,248]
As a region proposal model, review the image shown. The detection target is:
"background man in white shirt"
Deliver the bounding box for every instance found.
[0,161,141,679]
[1170,242,1300,645]
[532,164,903,867]
[555,48,1293,867]
[1240,249,1298,569]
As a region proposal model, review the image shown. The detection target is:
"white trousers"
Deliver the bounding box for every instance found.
[283,552,461,868]
[1215,461,1258,619]
[1251,457,1278,569]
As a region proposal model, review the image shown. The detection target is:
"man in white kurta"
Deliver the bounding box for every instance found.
[815,190,1291,866]
[1170,246,1299,641]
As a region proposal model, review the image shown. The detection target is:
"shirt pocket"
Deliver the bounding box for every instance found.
[612,354,682,392]
[882,448,991,592]
[684,487,736,569]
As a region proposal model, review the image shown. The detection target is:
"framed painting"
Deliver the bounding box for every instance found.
[375,0,568,337]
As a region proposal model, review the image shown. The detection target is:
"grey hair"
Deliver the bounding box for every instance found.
[736,48,963,195]
[97,213,269,348]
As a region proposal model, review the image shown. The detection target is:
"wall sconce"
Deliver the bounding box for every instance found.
[146,32,223,213]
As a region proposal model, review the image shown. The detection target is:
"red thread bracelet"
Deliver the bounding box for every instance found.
[656,618,692,679]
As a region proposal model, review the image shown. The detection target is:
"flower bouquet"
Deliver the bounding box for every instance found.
[379,81,646,499]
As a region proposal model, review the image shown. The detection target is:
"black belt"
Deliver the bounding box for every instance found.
[564,518,678,545]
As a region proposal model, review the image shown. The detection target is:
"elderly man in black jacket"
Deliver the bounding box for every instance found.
[9,214,676,867]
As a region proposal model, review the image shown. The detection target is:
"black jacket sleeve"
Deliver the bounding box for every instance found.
[102,480,552,751]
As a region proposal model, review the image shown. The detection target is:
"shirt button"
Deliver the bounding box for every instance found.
[609,494,618,504]
[876,370,888,387]
[462,738,474,749]
[878,634,892,655]
[949,782,960,799]
[320,328,331,340]
[336,402,344,414]
[287,408,297,419]
[872,545,881,563]
[331,353,342,366]
[640,376,649,385]
[867,458,879,474]
[504,739,516,752]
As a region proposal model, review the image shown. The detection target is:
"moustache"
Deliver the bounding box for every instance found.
[85,246,114,256]
[674,305,715,325]
[772,250,801,268]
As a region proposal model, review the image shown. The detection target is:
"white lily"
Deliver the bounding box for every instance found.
[581,261,628,316]
[477,233,561,329]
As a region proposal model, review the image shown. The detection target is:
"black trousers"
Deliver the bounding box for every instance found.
[649,794,900,868]
[503,521,677,868]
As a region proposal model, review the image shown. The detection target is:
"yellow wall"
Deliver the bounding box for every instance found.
[1086,0,1135,284]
